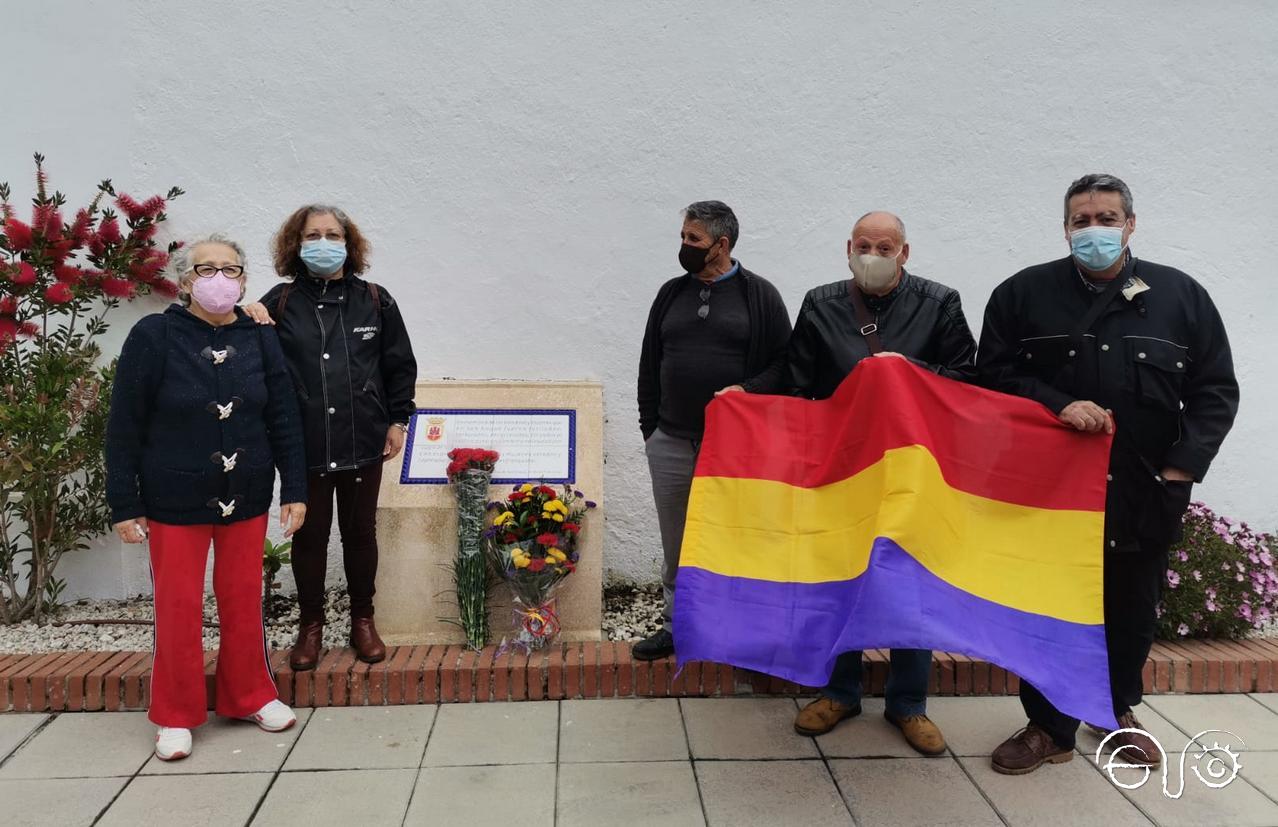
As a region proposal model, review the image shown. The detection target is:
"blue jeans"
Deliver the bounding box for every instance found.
[821,648,931,717]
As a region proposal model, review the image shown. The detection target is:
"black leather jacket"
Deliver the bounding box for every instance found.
[977,255,1239,550]
[787,270,978,400]
[260,275,417,473]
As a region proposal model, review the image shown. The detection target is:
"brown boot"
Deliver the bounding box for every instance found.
[350,617,386,664]
[1089,711,1162,767]
[991,724,1074,775]
[885,711,947,756]
[794,697,862,736]
[289,620,324,671]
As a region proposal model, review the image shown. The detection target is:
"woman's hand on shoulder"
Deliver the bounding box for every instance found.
[243,302,275,325]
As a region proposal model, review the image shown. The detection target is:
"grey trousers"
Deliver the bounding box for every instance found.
[644,427,700,632]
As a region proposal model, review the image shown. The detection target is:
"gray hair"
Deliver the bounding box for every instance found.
[1064,174,1134,221]
[852,211,907,244]
[172,233,247,306]
[682,200,739,250]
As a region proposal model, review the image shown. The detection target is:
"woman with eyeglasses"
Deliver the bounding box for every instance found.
[242,205,417,671]
[105,235,308,760]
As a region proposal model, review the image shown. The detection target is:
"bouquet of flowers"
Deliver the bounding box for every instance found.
[1158,501,1277,639]
[446,448,500,649]
[486,483,596,651]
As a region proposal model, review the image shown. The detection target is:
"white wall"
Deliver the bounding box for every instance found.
[7,1,1277,597]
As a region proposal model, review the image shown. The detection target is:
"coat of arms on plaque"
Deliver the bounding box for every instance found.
[425,416,445,442]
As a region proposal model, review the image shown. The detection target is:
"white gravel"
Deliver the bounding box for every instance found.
[0,583,665,653]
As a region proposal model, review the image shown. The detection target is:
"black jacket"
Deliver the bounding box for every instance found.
[978,255,1239,549]
[105,305,307,525]
[638,265,791,439]
[788,270,977,400]
[260,275,418,473]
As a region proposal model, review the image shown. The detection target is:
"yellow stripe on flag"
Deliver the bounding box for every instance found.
[680,444,1105,625]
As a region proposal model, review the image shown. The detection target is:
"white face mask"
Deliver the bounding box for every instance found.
[848,252,900,293]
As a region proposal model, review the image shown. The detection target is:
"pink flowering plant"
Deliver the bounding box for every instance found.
[1157,501,1277,639]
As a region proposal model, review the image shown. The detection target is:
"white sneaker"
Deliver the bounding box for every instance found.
[243,699,296,732]
[154,727,192,761]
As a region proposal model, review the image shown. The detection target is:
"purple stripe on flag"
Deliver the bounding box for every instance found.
[673,536,1115,728]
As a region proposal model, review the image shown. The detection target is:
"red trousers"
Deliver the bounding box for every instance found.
[148,515,278,728]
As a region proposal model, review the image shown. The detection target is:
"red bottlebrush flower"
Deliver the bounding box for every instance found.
[44,282,74,304]
[19,321,38,337]
[0,317,16,347]
[97,217,122,244]
[69,209,93,245]
[141,195,166,217]
[562,523,581,535]
[536,532,559,547]
[32,204,62,238]
[0,296,16,315]
[4,218,34,252]
[46,238,74,265]
[131,222,157,241]
[527,558,546,573]
[10,262,38,286]
[100,277,135,298]
[54,265,83,284]
[149,278,178,298]
[115,193,146,221]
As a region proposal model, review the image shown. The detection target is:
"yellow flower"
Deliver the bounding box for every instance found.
[548,548,566,562]
[494,511,514,526]
[553,514,564,523]
[513,556,530,568]
[520,483,535,493]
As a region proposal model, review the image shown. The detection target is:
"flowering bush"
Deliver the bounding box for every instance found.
[0,154,181,623]
[1158,501,1277,640]
[486,483,596,649]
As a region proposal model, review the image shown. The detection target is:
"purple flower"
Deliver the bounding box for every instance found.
[574,490,584,498]
[1177,623,1190,636]
[1178,550,1189,562]
[1166,571,1181,588]
[1192,570,1202,582]
[585,501,597,509]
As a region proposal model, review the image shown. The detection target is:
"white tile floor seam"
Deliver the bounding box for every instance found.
[2,696,1276,826]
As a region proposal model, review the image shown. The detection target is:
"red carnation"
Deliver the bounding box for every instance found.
[562,523,581,534]
[508,491,527,502]
[44,282,74,304]
[10,262,37,286]
[527,558,546,572]
[502,533,517,544]
[537,485,557,497]
[97,217,122,244]
[54,265,82,284]
[536,532,559,546]
[100,277,135,298]
[4,218,34,251]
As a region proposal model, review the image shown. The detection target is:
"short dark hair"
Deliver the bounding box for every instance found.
[1064,174,1134,222]
[682,200,739,250]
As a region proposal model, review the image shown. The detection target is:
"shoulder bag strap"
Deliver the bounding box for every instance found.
[847,283,884,355]
[275,283,293,319]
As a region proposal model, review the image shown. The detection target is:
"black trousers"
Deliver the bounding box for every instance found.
[1020,542,1170,749]
[290,463,384,623]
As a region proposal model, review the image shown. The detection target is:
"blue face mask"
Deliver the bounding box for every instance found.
[299,239,347,276]
[1070,225,1127,271]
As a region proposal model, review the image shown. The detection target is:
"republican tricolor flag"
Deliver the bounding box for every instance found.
[673,356,1116,728]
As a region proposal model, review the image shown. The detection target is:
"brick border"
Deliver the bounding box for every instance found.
[1,639,1275,713]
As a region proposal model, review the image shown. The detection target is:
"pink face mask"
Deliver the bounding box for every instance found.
[190,273,241,315]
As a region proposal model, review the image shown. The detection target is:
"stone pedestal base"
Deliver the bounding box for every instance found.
[374,380,603,645]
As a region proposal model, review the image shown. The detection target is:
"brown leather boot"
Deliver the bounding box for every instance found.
[289,620,324,671]
[991,724,1074,775]
[350,617,386,664]
[794,697,862,736]
[1088,711,1162,767]
[885,711,947,756]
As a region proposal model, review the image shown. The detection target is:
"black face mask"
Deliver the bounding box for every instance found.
[678,241,718,274]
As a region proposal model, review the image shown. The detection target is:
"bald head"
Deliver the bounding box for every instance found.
[851,211,907,245]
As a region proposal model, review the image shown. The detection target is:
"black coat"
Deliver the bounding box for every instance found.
[105,305,307,525]
[259,275,418,473]
[788,270,978,400]
[637,265,791,439]
[977,255,1239,550]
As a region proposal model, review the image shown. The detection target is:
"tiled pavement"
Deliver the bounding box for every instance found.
[1,694,1276,826]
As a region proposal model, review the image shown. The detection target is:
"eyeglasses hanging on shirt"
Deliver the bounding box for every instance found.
[698,287,711,320]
